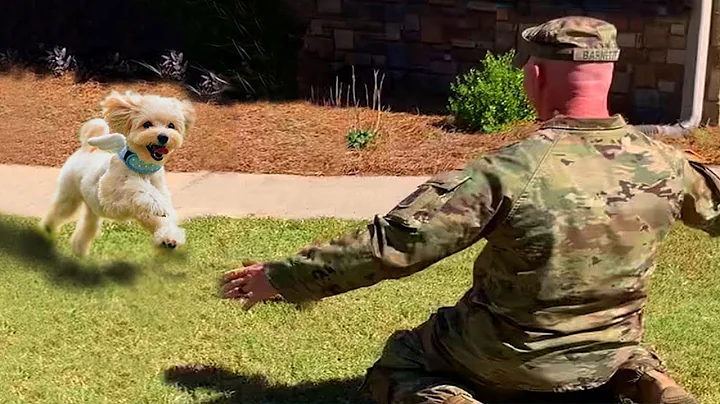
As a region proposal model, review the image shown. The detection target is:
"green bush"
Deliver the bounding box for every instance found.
[447,50,536,133]
[346,129,375,150]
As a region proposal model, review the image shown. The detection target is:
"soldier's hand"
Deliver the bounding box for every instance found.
[220,261,279,310]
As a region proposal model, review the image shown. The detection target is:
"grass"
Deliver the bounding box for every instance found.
[0,214,718,403]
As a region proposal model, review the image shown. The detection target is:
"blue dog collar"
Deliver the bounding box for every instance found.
[118,145,163,175]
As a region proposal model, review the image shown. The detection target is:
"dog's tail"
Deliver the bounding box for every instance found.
[79,118,111,152]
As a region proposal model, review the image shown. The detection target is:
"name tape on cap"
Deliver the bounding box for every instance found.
[572,48,620,62]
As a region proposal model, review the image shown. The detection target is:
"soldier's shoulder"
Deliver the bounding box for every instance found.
[486,128,560,157]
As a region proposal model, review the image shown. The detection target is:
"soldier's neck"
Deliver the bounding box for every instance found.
[540,97,611,120]
[536,61,613,121]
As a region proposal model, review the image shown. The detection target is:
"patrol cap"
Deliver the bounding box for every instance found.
[512,16,621,68]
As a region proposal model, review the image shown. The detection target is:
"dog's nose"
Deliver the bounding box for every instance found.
[157,134,169,145]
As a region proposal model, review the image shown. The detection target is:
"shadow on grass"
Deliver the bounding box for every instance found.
[164,364,627,404]
[164,364,372,404]
[0,218,140,288]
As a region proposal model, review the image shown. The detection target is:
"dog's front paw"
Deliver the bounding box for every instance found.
[153,226,186,250]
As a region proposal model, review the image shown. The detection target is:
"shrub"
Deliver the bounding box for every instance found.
[447,50,536,133]
[346,129,375,150]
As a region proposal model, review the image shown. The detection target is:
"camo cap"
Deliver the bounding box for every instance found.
[512,16,620,68]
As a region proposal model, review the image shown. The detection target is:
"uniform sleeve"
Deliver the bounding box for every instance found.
[262,139,547,304]
[679,159,720,236]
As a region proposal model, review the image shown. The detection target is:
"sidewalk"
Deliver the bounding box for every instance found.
[0,164,429,220]
[5,163,720,222]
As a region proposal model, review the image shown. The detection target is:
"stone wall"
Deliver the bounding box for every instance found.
[292,0,693,122]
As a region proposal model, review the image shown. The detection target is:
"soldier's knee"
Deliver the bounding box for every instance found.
[363,366,479,404]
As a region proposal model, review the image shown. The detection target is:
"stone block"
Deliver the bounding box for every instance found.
[334,29,354,50]
[707,69,720,102]
[310,20,324,36]
[702,101,720,126]
[670,23,686,36]
[656,64,684,82]
[669,35,686,49]
[629,17,644,32]
[634,65,657,88]
[304,37,334,57]
[467,1,496,11]
[612,72,631,94]
[622,48,648,64]
[317,0,341,14]
[643,25,669,48]
[421,17,444,43]
[431,60,458,75]
[495,31,515,52]
[385,23,401,41]
[497,7,509,21]
[667,49,686,64]
[607,15,628,32]
[649,50,666,63]
[404,14,420,31]
[496,22,515,32]
[451,39,476,48]
[658,80,676,93]
[634,89,662,116]
[453,48,483,63]
[344,53,372,66]
[617,33,640,48]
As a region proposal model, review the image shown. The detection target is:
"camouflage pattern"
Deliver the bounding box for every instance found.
[264,115,720,401]
[513,16,620,67]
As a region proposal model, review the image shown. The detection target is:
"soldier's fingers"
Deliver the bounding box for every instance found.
[221,275,251,293]
[222,287,246,299]
[221,268,248,282]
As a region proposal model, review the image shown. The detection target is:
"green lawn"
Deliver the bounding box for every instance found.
[0,215,717,404]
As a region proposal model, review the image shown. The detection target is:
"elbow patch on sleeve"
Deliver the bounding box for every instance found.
[384,170,471,230]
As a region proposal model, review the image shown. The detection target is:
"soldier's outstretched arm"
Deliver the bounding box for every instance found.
[260,138,545,305]
[679,158,720,236]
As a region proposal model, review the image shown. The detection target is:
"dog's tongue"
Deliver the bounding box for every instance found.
[156,147,169,155]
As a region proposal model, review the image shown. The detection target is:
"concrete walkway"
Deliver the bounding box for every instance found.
[0,164,429,220]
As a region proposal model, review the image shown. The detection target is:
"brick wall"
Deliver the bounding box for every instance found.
[292,0,693,122]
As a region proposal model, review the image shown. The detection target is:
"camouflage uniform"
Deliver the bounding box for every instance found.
[263,17,714,404]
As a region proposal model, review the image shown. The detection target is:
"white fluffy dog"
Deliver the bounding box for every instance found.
[39,90,196,256]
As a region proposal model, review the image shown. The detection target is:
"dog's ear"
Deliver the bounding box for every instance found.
[180,99,196,134]
[101,91,141,134]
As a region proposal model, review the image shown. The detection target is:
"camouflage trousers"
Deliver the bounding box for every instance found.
[361,321,666,404]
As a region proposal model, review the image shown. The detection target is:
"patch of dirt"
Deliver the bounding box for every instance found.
[0,70,536,176]
[660,128,720,165]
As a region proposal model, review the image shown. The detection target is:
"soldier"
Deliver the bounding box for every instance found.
[220,16,707,404]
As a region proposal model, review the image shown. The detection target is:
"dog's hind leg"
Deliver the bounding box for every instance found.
[39,186,82,236]
[70,204,102,257]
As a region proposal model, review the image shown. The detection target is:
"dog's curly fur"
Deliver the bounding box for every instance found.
[40,90,196,256]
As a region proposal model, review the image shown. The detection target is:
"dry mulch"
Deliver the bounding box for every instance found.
[0,70,535,176]
[660,129,720,165]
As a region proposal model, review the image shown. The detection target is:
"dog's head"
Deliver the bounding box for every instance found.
[100,91,196,163]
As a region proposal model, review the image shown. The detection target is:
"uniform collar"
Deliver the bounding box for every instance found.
[539,114,627,131]
[118,145,164,175]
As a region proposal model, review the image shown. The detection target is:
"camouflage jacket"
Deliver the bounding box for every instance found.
[264,115,720,392]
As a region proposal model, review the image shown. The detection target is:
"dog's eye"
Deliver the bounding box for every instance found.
[168,123,175,129]
[142,121,152,129]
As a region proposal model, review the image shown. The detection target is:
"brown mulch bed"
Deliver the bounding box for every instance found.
[660,129,720,165]
[0,70,537,176]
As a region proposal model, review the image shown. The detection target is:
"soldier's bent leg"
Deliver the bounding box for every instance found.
[362,329,481,404]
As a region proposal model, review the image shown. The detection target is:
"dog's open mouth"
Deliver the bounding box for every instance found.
[147,144,169,162]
